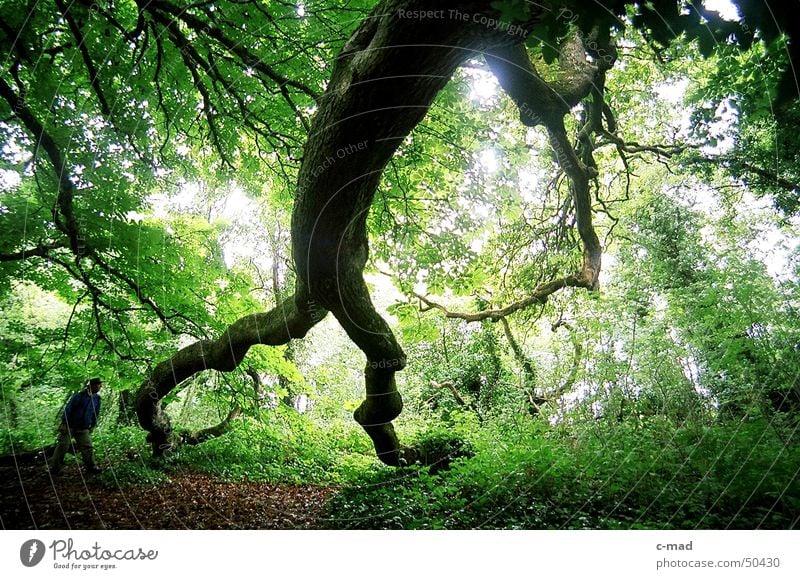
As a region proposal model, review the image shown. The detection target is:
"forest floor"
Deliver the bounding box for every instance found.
[0,461,337,529]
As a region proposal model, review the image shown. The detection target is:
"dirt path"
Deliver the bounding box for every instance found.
[1,461,337,529]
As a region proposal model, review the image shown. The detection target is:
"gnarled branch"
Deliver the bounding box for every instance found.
[135,290,324,455]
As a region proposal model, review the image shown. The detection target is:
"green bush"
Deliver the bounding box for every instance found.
[323,416,799,529]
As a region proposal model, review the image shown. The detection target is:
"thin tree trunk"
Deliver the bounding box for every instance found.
[500,317,546,414]
[269,227,298,409]
[118,390,137,425]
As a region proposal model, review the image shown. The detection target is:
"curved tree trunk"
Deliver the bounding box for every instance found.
[136,0,543,464]
[288,1,538,465]
[135,291,321,455]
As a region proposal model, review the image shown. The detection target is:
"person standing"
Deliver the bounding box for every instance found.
[47,377,103,475]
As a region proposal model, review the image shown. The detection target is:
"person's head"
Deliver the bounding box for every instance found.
[88,377,103,394]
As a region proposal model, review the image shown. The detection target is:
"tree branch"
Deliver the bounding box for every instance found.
[54,0,112,118]
[135,290,324,455]
[686,153,800,194]
[179,404,242,445]
[412,274,576,323]
[407,35,612,326]
[0,242,66,262]
[0,76,82,255]
[430,379,475,411]
[147,0,320,101]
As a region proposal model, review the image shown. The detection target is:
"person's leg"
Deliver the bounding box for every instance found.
[73,430,99,472]
[47,429,72,473]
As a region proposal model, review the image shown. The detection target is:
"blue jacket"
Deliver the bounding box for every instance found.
[62,390,101,430]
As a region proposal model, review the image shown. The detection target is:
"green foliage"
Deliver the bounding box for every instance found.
[97,427,165,477]
[162,414,375,485]
[325,416,798,529]
[0,0,799,531]
[490,0,532,24]
[411,427,475,473]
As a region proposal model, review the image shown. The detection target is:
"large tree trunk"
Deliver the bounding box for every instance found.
[289,1,540,464]
[136,0,543,464]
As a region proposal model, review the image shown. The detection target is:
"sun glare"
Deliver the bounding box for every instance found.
[704,0,740,20]
[467,67,499,103]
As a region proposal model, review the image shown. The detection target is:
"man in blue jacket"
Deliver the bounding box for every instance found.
[47,377,103,475]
